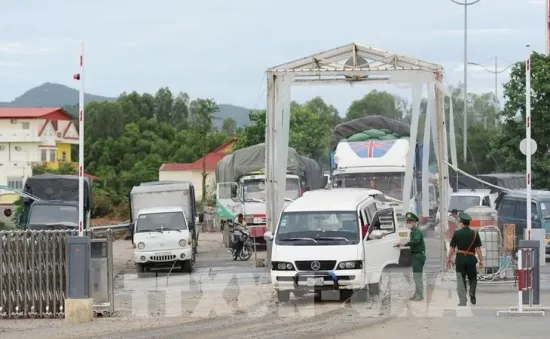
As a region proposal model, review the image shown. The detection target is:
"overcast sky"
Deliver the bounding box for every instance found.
[0,0,545,113]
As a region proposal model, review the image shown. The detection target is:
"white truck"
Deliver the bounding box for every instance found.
[130,182,197,273]
[215,143,322,245]
[329,116,431,266]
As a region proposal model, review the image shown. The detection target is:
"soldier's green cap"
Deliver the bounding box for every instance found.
[405,212,419,222]
[459,212,472,223]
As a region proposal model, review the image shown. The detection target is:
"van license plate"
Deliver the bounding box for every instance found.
[306,277,324,286]
[156,252,171,256]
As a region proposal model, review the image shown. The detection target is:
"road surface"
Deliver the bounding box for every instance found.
[2,232,549,338]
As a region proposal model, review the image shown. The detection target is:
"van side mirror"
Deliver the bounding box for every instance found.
[231,185,238,199]
[198,213,204,223]
[3,208,12,217]
[264,231,274,241]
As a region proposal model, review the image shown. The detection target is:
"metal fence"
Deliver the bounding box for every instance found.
[0,229,115,319]
[0,230,76,318]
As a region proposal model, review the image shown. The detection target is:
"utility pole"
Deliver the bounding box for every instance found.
[450,0,481,161]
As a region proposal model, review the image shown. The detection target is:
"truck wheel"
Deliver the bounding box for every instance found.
[277,291,290,302]
[340,290,354,301]
[136,263,145,273]
[181,260,193,273]
[350,289,368,302]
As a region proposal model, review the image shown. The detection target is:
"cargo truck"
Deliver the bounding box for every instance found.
[3,174,92,230]
[129,182,197,273]
[215,143,322,245]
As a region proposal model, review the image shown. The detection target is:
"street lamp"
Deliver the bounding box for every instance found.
[450,0,481,162]
[467,57,515,127]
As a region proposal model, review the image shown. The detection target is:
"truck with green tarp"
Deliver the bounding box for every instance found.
[215,143,322,245]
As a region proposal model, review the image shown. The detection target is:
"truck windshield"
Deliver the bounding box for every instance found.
[28,204,78,225]
[449,196,480,212]
[332,172,405,200]
[275,211,359,245]
[243,178,300,202]
[136,212,187,232]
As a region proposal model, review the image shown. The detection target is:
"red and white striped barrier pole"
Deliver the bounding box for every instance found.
[517,248,535,312]
[73,42,85,237]
[517,249,524,312]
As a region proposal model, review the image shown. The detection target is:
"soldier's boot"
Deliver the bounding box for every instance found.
[470,294,476,305]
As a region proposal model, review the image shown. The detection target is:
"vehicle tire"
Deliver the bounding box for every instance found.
[181,260,193,273]
[350,289,369,302]
[240,244,252,261]
[340,289,354,301]
[277,291,290,302]
[293,290,306,299]
[368,282,380,296]
[136,263,145,273]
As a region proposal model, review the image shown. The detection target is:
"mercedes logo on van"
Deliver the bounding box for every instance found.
[311,261,321,271]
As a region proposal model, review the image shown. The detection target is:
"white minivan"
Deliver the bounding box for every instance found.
[265,188,401,302]
[133,206,194,273]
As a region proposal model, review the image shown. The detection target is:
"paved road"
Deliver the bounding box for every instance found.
[3,231,550,339]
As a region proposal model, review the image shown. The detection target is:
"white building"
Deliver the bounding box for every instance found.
[0,107,79,196]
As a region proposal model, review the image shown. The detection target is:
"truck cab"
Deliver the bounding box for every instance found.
[133,206,194,273]
[217,172,302,243]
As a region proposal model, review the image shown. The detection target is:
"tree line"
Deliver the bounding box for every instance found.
[31,52,550,220]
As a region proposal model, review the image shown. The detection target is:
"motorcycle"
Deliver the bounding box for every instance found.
[229,228,253,261]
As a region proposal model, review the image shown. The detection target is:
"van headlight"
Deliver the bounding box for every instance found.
[137,242,145,250]
[272,261,295,270]
[179,239,186,247]
[337,260,363,270]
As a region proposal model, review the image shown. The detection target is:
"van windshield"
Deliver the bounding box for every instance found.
[136,212,187,233]
[449,195,480,212]
[275,211,359,245]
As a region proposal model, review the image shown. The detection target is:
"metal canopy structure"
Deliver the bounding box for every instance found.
[265,42,457,268]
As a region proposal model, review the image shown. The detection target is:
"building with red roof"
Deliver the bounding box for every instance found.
[159,138,238,200]
[0,107,97,194]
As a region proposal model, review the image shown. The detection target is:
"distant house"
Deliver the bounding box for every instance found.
[159,138,238,200]
[0,107,97,193]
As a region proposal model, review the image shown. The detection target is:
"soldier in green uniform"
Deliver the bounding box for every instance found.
[446,212,484,306]
[396,212,425,301]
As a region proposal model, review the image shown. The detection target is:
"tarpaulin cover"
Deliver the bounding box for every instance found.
[215,143,324,190]
[23,174,92,210]
[215,143,301,183]
[449,172,525,193]
[331,115,412,151]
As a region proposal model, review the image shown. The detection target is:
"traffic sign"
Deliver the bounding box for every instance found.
[520,138,537,155]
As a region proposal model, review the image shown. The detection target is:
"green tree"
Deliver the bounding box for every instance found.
[490,52,550,188]
[346,90,407,121]
[235,99,333,166]
[221,117,237,135]
[154,87,174,122]
[81,89,231,217]
[189,99,220,202]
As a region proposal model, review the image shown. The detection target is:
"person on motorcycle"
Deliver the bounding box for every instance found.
[232,213,248,259]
